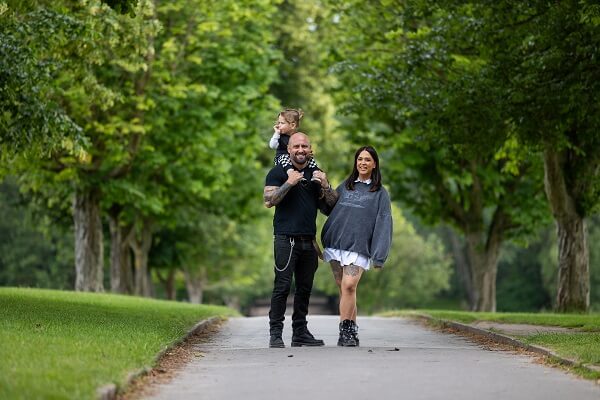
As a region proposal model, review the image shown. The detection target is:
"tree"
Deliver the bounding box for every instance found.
[326,0,551,311]
[475,1,600,312]
[2,0,159,291]
[6,0,281,295]
[103,0,281,296]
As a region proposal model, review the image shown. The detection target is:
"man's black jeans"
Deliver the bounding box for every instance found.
[269,234,318,335]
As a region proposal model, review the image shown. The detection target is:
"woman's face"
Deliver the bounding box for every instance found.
[356,150,376,180]
[275,116,295,134]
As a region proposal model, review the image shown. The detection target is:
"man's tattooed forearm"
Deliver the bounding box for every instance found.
[321,186,339,207]
[264,182,293,206]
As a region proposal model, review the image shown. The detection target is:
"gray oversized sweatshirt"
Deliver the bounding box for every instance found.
[321,182,393,267]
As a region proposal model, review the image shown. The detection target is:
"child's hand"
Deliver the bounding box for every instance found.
[273,126,280,135]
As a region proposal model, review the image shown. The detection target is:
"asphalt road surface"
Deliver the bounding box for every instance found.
[146,316,599,400]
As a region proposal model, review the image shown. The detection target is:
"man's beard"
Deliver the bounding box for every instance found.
[291,153,307,164]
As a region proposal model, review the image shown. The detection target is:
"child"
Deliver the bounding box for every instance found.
[269,108,320,180]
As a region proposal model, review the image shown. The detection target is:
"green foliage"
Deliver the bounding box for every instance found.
[124,0,280,223]
[496,238,552,312]
[469,1,600,216]
[3,0,282,295]
[588,216,600,309]
[267,1,345,178]
[326,0,551,242]
[0,178,74,288]
[129,0,281,299]
[150,210,274,308]
[201,212,275,309]
[0,3,86,157]
[101,0,138,15]
[0,287,236,399]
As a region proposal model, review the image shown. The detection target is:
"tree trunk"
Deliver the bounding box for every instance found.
[108,207,134,294]
[73,188,104,292]
[130,221,153,297]
[543,148,590,312]
[445,227,474,307]
[122,244,134,294]
[184,267,205,304]
[156,269,177,300]
[465,232,501,312]
[167,270,175,300]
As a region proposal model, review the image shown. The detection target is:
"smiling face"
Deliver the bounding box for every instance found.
[288,133,311,166]
[356,150,376,180]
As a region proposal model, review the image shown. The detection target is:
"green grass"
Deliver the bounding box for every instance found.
[0,287,238,400]
[382,309,600,330]
[381,309,600,379]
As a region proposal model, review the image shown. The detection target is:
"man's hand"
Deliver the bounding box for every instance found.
[315,171,338,208]
[312,170,329,189]
[286,170,305,186]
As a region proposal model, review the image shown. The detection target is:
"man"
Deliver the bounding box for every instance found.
[264,132,338,348]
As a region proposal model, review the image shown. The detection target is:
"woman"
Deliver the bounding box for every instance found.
[321,146,393,346]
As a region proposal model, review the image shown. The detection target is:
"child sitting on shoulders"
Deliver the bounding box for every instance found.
[269,108,320,181]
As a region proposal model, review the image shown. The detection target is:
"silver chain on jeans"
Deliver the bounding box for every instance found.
[274,237,295,272]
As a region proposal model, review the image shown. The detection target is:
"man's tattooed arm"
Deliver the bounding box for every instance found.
[264,183,293,208]
[321,186,339,208]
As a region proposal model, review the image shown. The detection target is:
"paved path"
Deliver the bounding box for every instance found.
[146,316,599,400]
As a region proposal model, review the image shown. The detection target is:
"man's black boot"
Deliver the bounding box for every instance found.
[338,320,357,347]
[269,334,285,348]
[291,328,324,347]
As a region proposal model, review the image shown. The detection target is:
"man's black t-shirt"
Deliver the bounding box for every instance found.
[265,164,321,236]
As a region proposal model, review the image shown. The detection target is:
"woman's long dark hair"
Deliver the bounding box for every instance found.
[344,146,382,192]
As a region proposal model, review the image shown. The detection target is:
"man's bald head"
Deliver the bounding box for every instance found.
[288,132,310,147]
[287,132,312,168]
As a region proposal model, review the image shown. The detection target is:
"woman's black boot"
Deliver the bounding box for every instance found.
[338,319,357,347]
[350,320,359,346]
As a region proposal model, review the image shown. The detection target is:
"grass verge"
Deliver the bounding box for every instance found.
[381,309,600,380]
[0,287,238,400]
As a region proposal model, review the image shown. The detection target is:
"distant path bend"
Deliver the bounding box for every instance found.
[146,316,600,400]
